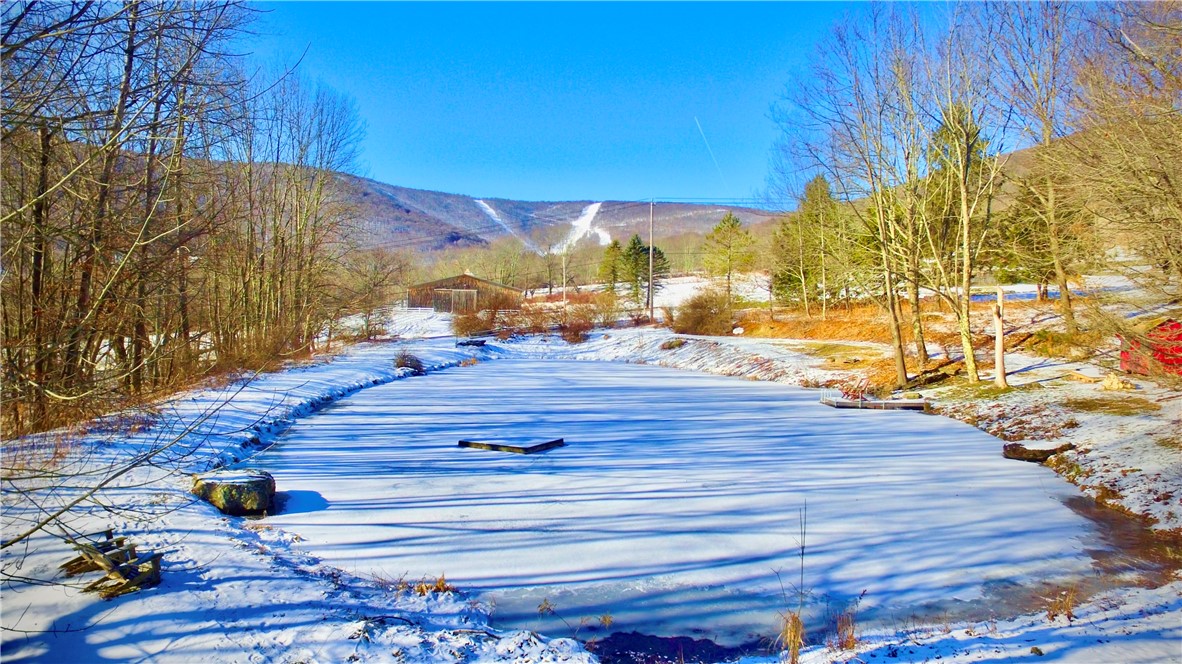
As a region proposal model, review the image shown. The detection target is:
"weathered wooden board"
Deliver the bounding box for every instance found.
[457,438,565,455]
[820,397,929,412]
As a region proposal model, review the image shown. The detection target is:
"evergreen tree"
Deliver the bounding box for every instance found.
[702,212,755,306]
[620,234,670,305]
[598,239,623,293]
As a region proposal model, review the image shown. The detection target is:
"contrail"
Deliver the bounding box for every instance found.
[694,116,728,190]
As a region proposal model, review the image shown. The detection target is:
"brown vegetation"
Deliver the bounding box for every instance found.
[672,290,734,336]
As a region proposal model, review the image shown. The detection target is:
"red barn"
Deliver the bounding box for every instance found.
[1119,317,1182,376]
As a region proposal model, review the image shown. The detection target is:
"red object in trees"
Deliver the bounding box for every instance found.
[1119,318,1182,376]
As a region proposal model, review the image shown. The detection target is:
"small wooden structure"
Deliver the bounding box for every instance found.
[407,272,522,313]
[458,438,565,455]
[820,397,929,412]
[59,529,162,599]
[1119,317,1182,376]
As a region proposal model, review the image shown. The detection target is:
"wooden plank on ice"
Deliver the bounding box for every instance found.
[457,438,566,455]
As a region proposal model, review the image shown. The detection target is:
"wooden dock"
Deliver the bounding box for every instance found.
[458,438,565,454]
[820,397,929,412]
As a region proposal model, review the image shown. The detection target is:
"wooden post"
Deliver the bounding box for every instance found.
[994,285,1008,388]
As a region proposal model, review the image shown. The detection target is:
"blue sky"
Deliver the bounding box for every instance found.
[249,2,855,203]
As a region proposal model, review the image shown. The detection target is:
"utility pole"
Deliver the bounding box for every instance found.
[648,198,654,322]
[561,251,567,310]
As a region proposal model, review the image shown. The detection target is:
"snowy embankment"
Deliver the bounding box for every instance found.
[2,308,1179,663]
[504,327,847,387]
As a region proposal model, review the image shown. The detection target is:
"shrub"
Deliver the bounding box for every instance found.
[394,351,425,375]
[592,292,622,328]
[559,304,596,343]
[628,311,652,327]
[452,312,488,337]
[660,338,687,350]
[516,303,557,333]
[672,289,732,336]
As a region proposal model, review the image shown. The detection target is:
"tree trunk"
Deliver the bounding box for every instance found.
[64,2,139,386]
[959,157,980,383]
[993,286,1008,388]
[30,123,52,420]
[1046,181,1077,334]
[908,271,929,366]
[819,221,828,321]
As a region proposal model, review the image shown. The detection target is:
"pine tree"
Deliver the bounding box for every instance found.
[598,239,623,293]
[702,212,755,306]
[620,234,670,305]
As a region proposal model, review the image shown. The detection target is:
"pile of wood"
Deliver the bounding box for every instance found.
[59,529,162,599]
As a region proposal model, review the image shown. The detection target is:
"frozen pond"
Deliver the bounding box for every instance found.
[255,359,1098,646]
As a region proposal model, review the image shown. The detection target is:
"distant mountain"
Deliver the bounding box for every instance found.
[334,173,770,252]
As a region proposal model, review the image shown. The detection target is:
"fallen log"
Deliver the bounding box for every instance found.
[1002,442,1076,463]
[458,438,565,455]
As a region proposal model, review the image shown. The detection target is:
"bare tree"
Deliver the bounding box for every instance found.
[1067,2,1182,292]
[919,3,1014,383]
[998,1,1087,333]
[773,4,915,386]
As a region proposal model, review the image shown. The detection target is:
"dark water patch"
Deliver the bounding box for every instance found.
[1064,495,1180,584]
[591,631,767,664]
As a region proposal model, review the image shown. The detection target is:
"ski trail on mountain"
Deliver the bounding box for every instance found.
[475,199,541,254]
[562,202,608,251]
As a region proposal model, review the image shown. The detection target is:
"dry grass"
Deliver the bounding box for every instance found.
[741,304,899,344]
[799,341,881,370]
[827,591,865,651]
[776,611,805,664]
[1061,396,1162,416]
[413,574,457,596]
[1027,329,1105,360]
[1155,434,1182,451]
[832,611,858,650]
[1045,586,1078,623]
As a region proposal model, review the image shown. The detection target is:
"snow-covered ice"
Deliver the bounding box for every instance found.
[258,359,1097,646]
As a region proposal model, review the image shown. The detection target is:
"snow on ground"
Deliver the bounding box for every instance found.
[739,579,1182,664]
[3,307,1180,663]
